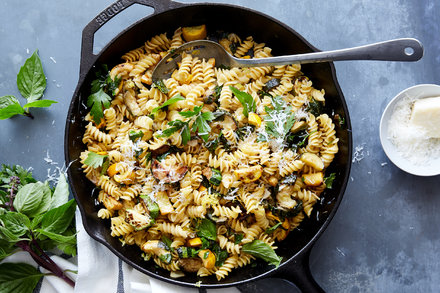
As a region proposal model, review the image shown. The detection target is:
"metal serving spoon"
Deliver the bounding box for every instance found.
[152,38,423,82]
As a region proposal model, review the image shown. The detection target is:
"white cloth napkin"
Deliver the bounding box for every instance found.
[1,208,240,293]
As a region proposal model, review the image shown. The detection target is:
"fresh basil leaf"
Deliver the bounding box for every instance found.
[306,98,324,116]
[13,182,51,218]
[23,99,57,109]
[40,199,76,234]
[196,218,217,241]
[152,94,184,115]
[229,86,256,117]
[0,212,30,238]
[0,243,16,261]
[49,173,69,209]
[30,214,44,230]
[83,151,108,168]
[0,164,36,188]
[324,173,336,189]
[0,103,24,120]
[265,222,282,234]
[16,50,46,102]
[87,88,111,125]
[242,239,282,267]
[0,262,44,293]
[0,95,20,108]
[152,80,170,94]
[0,226,20,243]
[36,228,76,245]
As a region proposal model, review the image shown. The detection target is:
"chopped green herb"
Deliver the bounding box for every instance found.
[203,251,210,259]
[151,94,185,115]
[259,96,295,142]
[209,169,222,186]
[152,80,169,94]
[234,233,244,244]
[158,120,190,145]
[324,173,336,189]
[265,222,282,234]
[159,253,172,264]
[229,86,256,117]
[306,98,324,116]
[83,152,108,169]
[161,235,173,251]
[129,130,144,142]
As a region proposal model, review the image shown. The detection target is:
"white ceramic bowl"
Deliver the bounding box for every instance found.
[379,84,440,176]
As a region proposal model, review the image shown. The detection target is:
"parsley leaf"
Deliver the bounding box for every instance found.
[86,89,111,125]
[151,94,185,115]
[229,86,256,117]
[83,151,108,168]
[87,65,120,124]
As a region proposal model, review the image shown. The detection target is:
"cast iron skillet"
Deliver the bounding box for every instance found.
[64,0,352,291]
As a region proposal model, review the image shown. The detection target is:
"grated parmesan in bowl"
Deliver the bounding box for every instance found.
[379,84,440,176]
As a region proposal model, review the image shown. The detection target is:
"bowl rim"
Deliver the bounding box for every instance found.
[379,83,440,176]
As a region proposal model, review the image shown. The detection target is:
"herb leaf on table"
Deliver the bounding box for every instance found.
[0,50,57,120]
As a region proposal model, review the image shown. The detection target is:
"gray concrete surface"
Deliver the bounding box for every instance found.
[0,0,439,292]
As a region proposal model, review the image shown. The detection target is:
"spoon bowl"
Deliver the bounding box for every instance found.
[152,38,423,82]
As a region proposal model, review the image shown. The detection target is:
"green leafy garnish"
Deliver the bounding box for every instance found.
[83,151,108,169]
[162,105,216,143]
[161,235,173,251]
[159,253,172,264]
[151,94,185,115]
[196,218,217,241]
[86,89,111,125]
[129,130,144,142]
[0,51,57,120]
[152,80,169,94]
[242,240,282,267]
[265,222,282,234]
[229,86,256,117]
[87,65,120,125]
[306,98,324,116]
[324,173,336,189]
[158,120,191,145]
[259,96,295,142]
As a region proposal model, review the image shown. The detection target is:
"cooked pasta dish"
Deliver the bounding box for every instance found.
[80,25,339,281]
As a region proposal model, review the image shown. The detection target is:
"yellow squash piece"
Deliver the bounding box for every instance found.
[107,163,118,177]
[198,249,216,269]
[302,172,324,187]
[248,113,262,127]
[300,153,324,171]
[155,191,174,215]
[182,25,207,42]
[187,237,203,247]
[234,165,263,183]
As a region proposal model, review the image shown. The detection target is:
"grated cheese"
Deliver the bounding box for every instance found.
[388,94,440,165]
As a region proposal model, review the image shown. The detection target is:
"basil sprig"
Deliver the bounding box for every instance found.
[0,51,57,120]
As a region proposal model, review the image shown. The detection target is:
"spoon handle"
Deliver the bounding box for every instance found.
[235,38,423,67]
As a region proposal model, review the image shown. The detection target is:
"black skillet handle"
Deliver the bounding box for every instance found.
[237,249,325,293]
[79,0,185,79]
